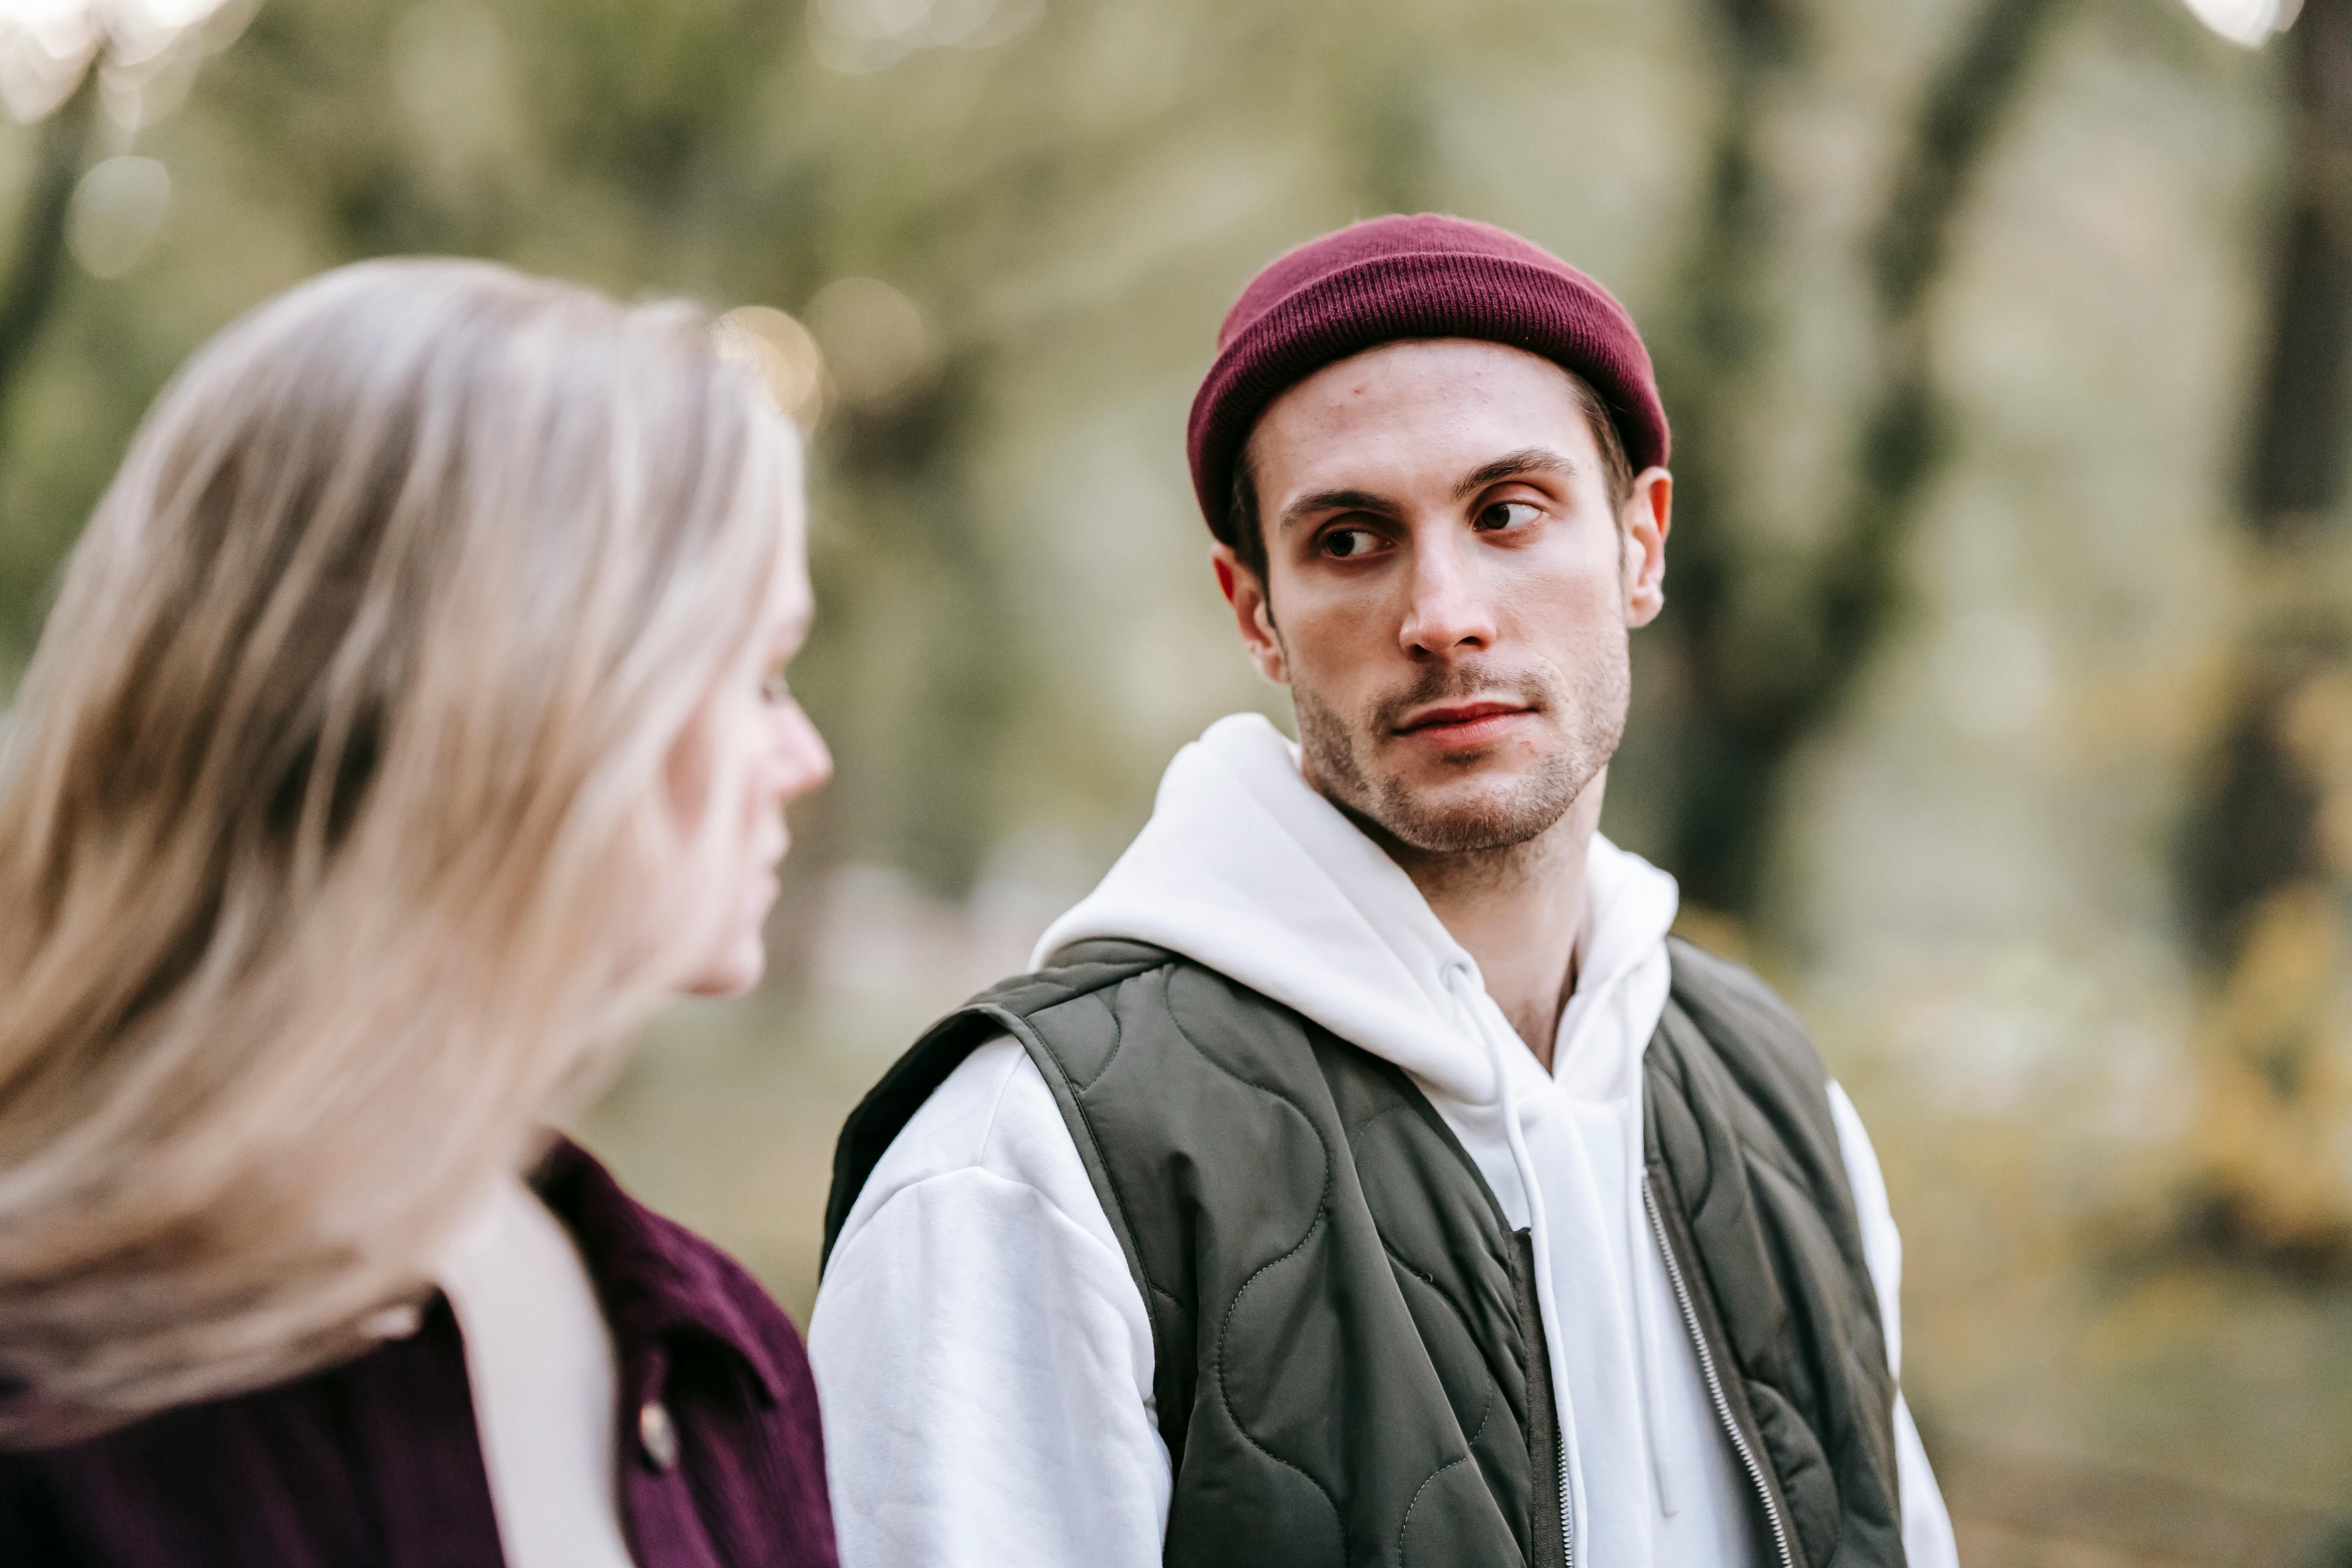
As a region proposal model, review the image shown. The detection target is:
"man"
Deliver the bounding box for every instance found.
[810,215,1957,1568]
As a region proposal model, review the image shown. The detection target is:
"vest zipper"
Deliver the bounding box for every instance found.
[1558,1423,1573,1568]
[1512,1227,1573,1568]
[1641,1178,1797,1568]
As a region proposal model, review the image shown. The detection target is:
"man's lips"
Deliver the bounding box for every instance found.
[1392,701,1535,746]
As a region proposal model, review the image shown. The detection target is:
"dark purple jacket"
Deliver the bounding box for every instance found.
[0,1140,840,1568]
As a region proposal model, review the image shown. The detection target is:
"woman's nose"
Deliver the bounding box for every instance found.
[773,706,833,802]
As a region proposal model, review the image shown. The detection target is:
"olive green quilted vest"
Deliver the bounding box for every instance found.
[825,937,1904,1568]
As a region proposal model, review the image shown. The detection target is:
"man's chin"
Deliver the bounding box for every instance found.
[1361,773,1568,857]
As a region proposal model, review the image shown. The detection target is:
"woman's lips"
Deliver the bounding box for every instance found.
[1394,702,1535,749]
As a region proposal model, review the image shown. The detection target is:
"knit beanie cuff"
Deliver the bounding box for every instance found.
[1184,222,1669,544]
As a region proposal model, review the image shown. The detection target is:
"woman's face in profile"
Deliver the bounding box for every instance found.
[674,512,832,998]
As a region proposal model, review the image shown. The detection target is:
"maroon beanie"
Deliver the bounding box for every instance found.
[1185,214,1669,543]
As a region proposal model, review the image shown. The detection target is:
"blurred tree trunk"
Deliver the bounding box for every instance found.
[1659,0,2069,921]
[1649,0,1802,921]
[2179,0,2352,1269]
[0,71,98,445]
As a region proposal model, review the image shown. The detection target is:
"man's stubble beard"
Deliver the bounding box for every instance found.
[1291,634,1631,862]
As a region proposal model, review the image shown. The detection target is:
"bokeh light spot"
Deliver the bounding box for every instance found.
[805,277,934,414]
[67,153,169,278]
[716,305,827,430]
[2180,0,2301,47]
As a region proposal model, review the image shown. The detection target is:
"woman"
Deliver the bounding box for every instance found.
[0,258,838,1567]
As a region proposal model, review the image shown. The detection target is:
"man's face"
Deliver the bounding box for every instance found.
[1214,338,1670,856]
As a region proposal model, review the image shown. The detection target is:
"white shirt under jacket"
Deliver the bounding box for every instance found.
[810,713,1958,1568]
[437,1176,637,1568]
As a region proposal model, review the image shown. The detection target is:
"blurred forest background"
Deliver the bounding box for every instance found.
[2,0,2350,1559]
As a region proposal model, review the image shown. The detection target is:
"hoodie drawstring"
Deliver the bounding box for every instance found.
[1451,962,1682,1537]
[1445,962,1585,1561]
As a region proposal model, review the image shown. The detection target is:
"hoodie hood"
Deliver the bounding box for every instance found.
[1032,712,1680,1107]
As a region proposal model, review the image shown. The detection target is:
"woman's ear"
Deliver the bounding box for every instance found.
[1211,541,1289,685]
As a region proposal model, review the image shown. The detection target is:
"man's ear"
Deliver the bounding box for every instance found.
[1210,541,1289,685]
[1620,466,1671,628]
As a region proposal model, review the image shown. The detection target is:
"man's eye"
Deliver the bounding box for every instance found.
[1321,527,1383,559]
[1477,501,1541,532]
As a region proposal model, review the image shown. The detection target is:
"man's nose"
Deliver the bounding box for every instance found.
[1397,533,1497,657]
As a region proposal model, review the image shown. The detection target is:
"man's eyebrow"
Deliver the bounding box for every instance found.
[1452,448,1576,501]
[1275,488,1402,533]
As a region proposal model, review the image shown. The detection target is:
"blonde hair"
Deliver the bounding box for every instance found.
[0,258,800,1442]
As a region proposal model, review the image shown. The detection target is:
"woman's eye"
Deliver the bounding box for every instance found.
[1321,527,1383,559]
[1477,501,1542,532]
[760,668,794,705]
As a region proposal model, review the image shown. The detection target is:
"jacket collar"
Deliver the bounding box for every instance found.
[529,1136,785,1406]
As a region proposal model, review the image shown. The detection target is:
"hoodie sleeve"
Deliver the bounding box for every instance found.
[1826,1080,1960,1568]
[809,1036,1171,1568]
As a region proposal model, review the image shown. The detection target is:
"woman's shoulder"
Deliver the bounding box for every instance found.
[0,1142,835,1568]
[0,1302,480,1567]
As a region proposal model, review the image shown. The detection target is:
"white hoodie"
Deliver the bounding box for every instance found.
[811,714,1956,1568]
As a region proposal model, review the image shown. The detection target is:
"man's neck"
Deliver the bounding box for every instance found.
[1383,784,1604,1073]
